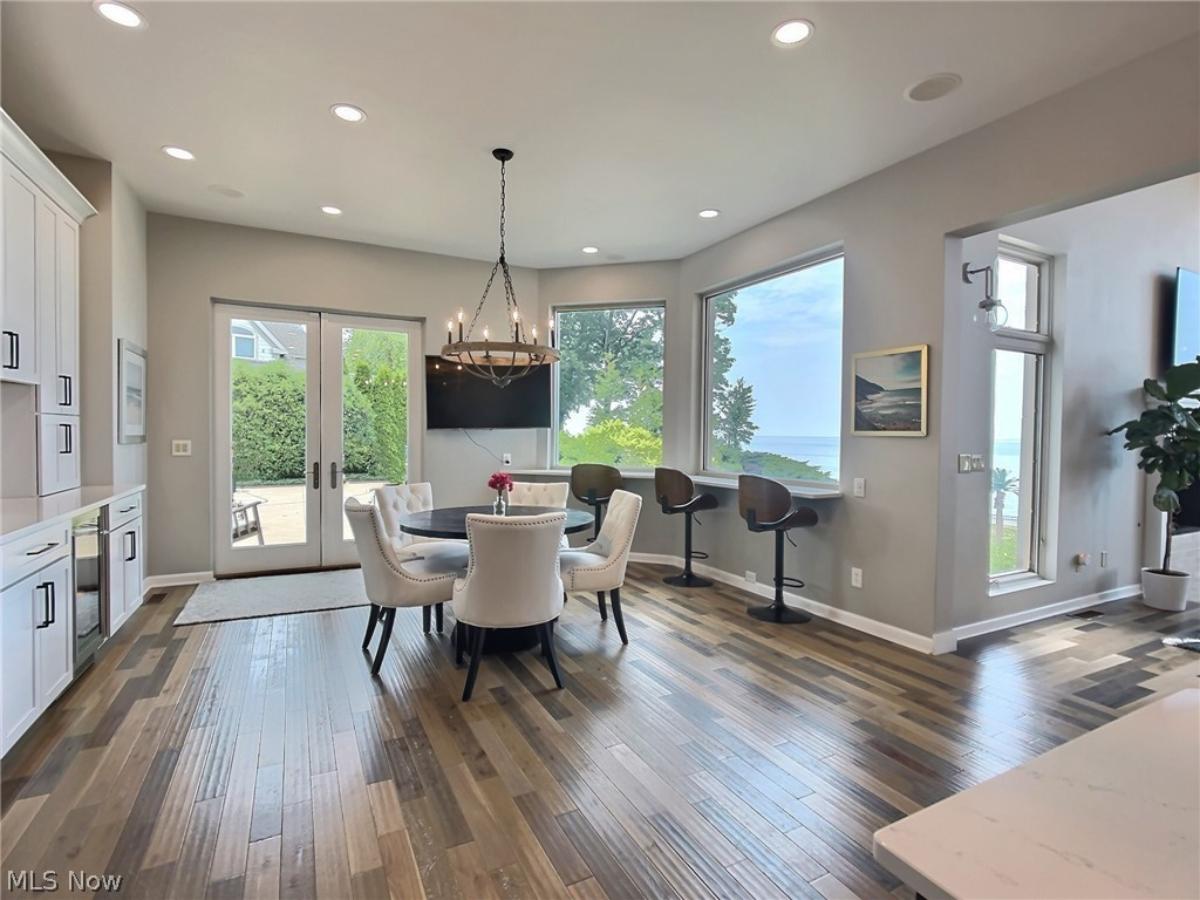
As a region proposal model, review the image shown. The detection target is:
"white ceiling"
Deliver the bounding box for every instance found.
[2,2,1196,268]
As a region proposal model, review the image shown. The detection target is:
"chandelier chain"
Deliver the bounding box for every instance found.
[466,157,521,337]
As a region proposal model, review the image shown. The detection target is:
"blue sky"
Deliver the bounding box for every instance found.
[716,256,844,438]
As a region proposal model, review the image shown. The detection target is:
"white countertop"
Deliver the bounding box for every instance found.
[506,468,842,500]
[873,687,1200,900]
[0,484,145,542]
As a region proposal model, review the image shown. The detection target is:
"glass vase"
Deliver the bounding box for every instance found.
[493,491,508,515]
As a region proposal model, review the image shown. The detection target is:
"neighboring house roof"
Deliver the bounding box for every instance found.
[232,319,307,361]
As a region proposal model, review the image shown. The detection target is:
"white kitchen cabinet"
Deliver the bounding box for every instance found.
[107,514,143,635]
[2,554,71,754]
[1,157,40,383]
[38,210,79,415]
[37,413,80,495]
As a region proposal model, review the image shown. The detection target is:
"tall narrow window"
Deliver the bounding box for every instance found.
[703,254,844,484]
[989,244,1052,580]
[553,303,665,469]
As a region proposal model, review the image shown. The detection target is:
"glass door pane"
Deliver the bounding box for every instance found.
[214,306,322,575]
[989,349,1041,577]
[321,316,421,566]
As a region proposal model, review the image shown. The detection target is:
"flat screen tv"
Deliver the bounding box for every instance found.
[1171,267,1199,367]
[425,356,551,429]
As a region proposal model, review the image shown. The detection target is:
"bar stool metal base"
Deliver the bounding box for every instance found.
[664,571,713,588]
[747,603,811,624]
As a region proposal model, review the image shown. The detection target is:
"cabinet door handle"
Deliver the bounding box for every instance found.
[59,374,72,407]
[35,582,51,629]
[312,461,320,490]
[47,581,56,625]
[59,423,73,454]
[25,541,59,557]
[329,461,339,490]
[126,530,137,562]
[2,331,18,370]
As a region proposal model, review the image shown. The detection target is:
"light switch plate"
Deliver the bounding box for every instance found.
[958,454,973,474]
[171,439,192,457]
[852,477,866,498]
[850,567,863,589]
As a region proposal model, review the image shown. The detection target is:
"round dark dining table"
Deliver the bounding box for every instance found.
[397,505,594,653]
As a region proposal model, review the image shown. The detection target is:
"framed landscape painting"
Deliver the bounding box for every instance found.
[852,344,928,436]
[118,339,147,444]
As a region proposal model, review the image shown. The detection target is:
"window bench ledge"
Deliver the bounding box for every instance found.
[506,468,842,500]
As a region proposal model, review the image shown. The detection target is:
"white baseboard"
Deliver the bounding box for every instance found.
[951,583,1142,642]
[143,571,214,594]
[630,552,939,654]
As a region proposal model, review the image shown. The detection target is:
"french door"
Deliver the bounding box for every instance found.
[214,305,423,576]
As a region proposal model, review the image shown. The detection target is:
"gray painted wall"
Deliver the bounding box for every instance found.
[144,215,541,577]
[541,37,1200,640]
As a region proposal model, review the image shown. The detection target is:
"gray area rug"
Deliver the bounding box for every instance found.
[174,568,368,625]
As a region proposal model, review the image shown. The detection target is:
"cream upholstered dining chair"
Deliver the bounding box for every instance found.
[345,497,468,675]
[559,489,642,644]
[374,482,464,559]
[452,512,566,701]
[509,481,570,546]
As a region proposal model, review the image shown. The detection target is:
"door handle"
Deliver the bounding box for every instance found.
[329,461,339,490]
[59,423,73,454]
[35,582,51,629]
[312,461,320,490]
[2,331,18,370]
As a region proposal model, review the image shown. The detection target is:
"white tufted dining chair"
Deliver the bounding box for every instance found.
[509,481,570,547]
[374,483,464,559]
[559,489,642,644]
[452,512,566,701]
[345,497,468,674]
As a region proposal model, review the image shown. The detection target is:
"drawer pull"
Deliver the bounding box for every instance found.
[118,505,136,514]
[25,541,60,557]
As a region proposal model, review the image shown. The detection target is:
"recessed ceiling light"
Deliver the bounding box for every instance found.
[330,103,367,124]
[771,19,814,48]
[905,73,963,103]
[161,145,194,161]
[698,209,721,219]
[93,0,146,29]
[581,246,599,254]
[321,205,343,216]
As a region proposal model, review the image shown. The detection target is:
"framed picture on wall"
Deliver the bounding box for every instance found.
[851,344,929,436]
[118,339,147,444]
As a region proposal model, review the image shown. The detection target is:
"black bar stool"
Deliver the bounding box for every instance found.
[737,474,818,624]
[570,463,623,540]
[654,467,718,588]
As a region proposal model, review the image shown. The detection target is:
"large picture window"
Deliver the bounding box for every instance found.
[703,254,844,484]
[553,303,665,469]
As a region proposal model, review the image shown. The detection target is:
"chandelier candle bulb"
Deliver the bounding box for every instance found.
[446,321,453,344]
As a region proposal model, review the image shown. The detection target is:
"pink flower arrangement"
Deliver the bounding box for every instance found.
[487,471,514,492]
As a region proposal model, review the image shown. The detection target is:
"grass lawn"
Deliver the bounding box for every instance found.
[990,523,1020,575]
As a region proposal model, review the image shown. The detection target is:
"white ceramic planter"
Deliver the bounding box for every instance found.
[1141,568,1191,612]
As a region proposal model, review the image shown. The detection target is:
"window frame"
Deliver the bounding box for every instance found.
[549,299,667,472]
[698,248,845,488]
[231,329,257,360]
[988,241,1054,587]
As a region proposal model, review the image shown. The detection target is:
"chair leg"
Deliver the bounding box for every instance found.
[540,622,564,689]
[597,591,608,621]
[371,608,396,675]
[747,530,811,624]
[435,602,444,634]
[610,588,629,645]
[455,623,465,666]
[362,603,381,649]
[422,605,431,634]
[462,626,487,702]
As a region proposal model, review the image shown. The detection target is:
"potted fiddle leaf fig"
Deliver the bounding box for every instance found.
[1109,358,1200,611]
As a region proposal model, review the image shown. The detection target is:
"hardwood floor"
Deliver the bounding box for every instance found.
[2,563,1197,899]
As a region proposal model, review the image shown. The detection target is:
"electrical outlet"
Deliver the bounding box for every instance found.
[853,477,866,498]
[850,567,863,589]
[171,439,192,457]
[502,452,512,466]
[970,454,987,472]
[745,570,757,585]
